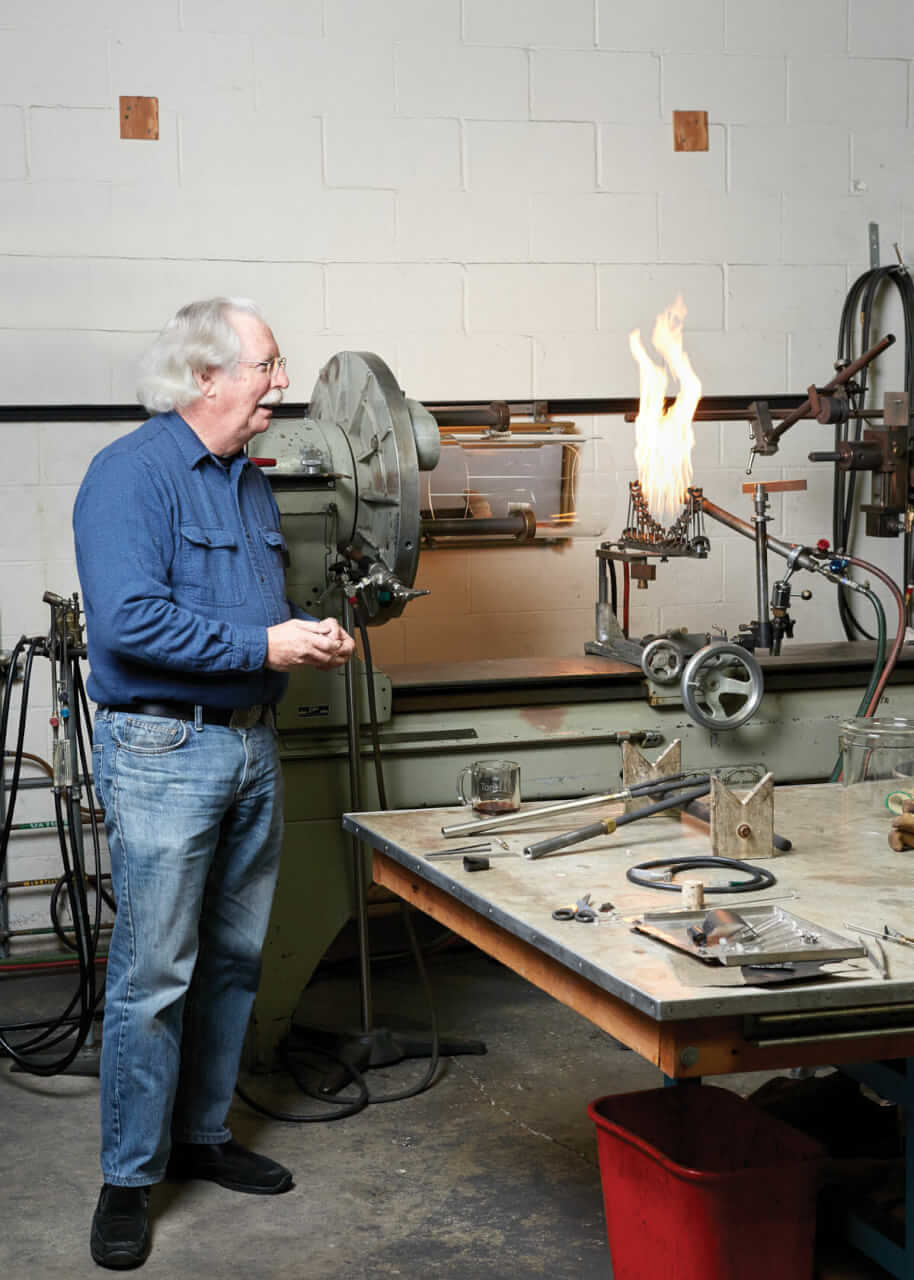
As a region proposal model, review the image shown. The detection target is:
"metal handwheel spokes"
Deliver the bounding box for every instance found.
[640,637,687,686]
[681,641,764,731]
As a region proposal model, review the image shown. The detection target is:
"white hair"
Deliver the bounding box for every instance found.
[136,296,265,412]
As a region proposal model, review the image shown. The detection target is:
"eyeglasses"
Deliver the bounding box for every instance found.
[237,355,287,376]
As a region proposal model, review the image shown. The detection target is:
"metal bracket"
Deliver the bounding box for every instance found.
[869,221,880,270]
[748,400,778,457]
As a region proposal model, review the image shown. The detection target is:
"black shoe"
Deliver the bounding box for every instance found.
[167,1138,293,1195]
[90,1184,150,1270]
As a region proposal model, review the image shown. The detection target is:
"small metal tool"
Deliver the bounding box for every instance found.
[883,924,914,947]
[845,922,914,949]
[857,934,890,980]
[423,842,491,860]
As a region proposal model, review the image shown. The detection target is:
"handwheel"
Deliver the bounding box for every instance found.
[680,641,764,730]
[640,637,687,686]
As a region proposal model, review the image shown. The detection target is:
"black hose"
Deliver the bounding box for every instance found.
[0,637,104,1074]
[235,592,443,1124]
[832,264,914,638]
[626,855,776,894]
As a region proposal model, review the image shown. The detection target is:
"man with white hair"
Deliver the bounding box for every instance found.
[74,298,355,1269]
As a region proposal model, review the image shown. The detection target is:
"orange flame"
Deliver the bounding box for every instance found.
[629,296,701,525]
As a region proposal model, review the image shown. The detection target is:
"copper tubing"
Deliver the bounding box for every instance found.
[699,497,820,572]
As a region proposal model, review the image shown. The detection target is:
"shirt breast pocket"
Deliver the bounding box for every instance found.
[175,524,245,606]
[259,526,290,575]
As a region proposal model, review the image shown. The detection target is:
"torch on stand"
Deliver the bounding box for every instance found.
[586,330,908,731]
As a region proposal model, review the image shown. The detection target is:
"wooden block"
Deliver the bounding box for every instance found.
[673,110,708,152]
[741,479,808,494]
[120,96,159,141]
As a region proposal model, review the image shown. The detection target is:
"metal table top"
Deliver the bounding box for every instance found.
[343,783,914,1022]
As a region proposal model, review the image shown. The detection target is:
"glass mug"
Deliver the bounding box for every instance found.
[457,759,521,815]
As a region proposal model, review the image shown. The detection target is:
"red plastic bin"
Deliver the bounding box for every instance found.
[588,1085,824,1280]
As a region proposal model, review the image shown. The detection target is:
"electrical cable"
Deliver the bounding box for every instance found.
[828,584,888,782]
[235,593,443,1124]
[353,604,388,811]
[0,620,105,1074]
[348,598,442,1103]
[839,554,908,715]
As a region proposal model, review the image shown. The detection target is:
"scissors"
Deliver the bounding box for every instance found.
[552,893,600,924]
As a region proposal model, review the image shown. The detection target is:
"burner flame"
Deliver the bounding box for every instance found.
[629,296,701,525]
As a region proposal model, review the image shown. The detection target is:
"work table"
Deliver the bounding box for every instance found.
[344,782,914,1078]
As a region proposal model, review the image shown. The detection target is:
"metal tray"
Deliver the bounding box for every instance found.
[633,905,867,967]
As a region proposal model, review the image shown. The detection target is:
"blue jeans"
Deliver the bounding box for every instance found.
[92,710,283,1187]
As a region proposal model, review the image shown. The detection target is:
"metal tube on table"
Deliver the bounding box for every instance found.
[423,843,492,859]
[440,772,708,838]
[523,782,712,860]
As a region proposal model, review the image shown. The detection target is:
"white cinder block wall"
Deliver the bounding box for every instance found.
[2,0,914,939]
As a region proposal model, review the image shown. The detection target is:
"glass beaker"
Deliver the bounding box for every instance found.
[839,716,914,817]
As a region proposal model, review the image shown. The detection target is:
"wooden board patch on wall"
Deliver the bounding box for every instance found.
[120,96,159,141]
[673,110,708,152]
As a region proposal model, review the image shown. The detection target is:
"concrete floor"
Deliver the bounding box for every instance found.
[0,942,892,1279]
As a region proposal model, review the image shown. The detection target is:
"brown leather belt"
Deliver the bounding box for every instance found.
[105,701,270,730]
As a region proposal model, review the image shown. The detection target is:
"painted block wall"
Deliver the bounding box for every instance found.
[2,0,914,937]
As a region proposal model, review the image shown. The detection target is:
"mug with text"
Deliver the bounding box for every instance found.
[457,759,521,815]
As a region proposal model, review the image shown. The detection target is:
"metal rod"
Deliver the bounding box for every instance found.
[769,333,895,443]
[342,594,372,1035]
[442,772,709,839]
[429,402,510,429]
[0,393,812,425]
[523,782,712,860]
[421,515,529,539]
[625,407,885,423]
[752,485,774,650]
[700,497,820,572]
[422,843,494,859]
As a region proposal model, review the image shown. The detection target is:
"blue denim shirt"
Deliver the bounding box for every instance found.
[73,410,307,709]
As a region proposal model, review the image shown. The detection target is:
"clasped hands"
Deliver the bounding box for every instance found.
[266,617,356,672]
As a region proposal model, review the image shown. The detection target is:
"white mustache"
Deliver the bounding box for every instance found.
[258,388,284,407]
